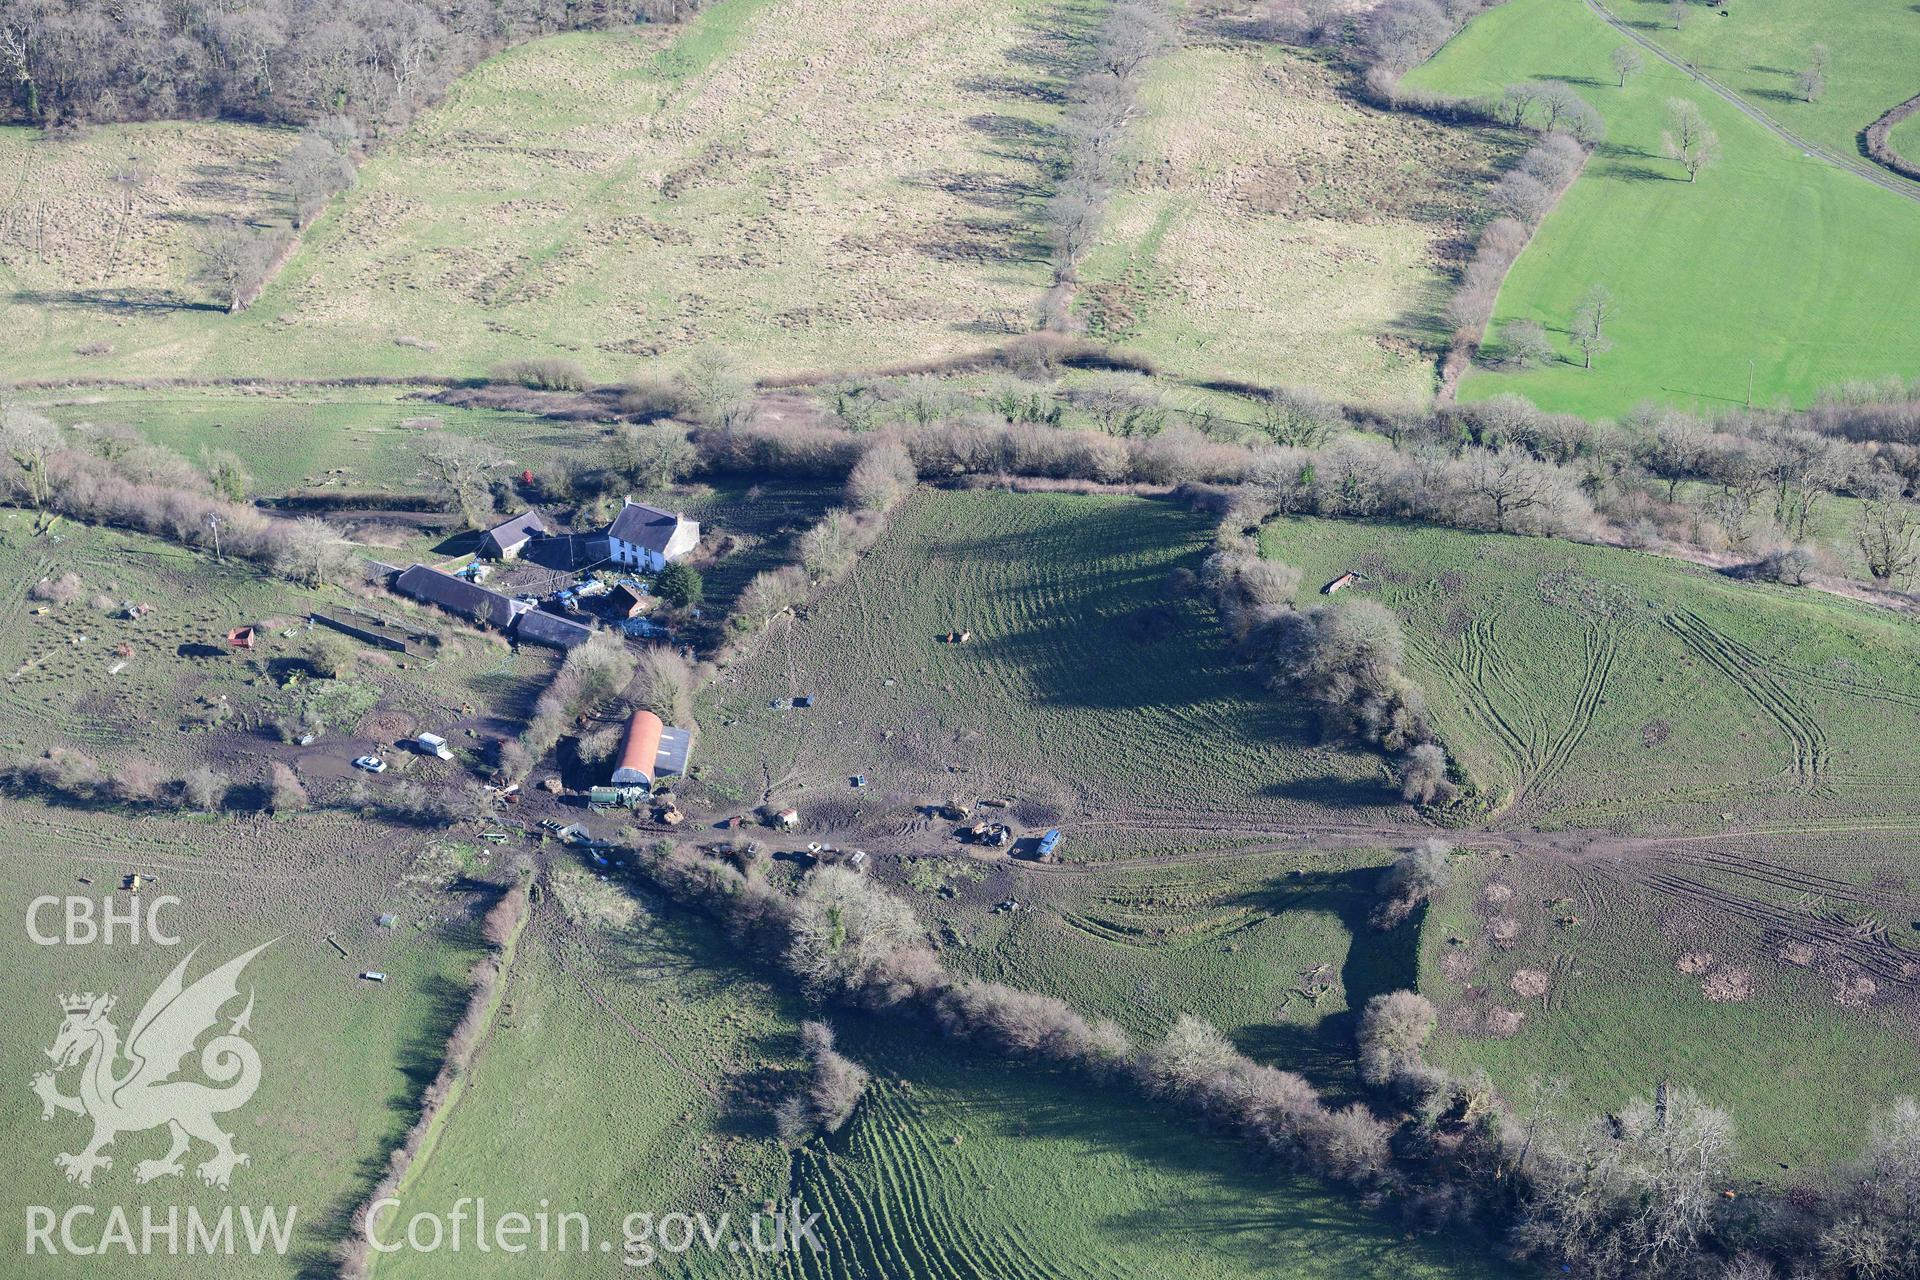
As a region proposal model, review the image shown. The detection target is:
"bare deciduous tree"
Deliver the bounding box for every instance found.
[1569,284,1616,369]
[280,120,357,226]
[1662,98,1721,182]
[786,866,931,1004]
[798,1020,870,1133]
[1500,319,1555,368]
[1492,169,1555,223]
[266,761,308,813]
[1095,0,1176,80]
[676,347,753,430]
[1796,43,1830,103]
[1044,185,1106,274]
[1364,0,1449,72]
[271,516,349,587]
[1461,448,1562,531]
[416,434,508,529]
[1372,837,1451,926]
[1071,372,1167,438]
[1356,990,1436,1084]
[0,405,60,527]
[195,216,283,312]
[845,438,916,512]
[1856,495,1920,585]
[1610,45,1643,87]
[610,421,696,493]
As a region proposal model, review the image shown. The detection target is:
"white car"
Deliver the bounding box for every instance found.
[352,755,388,774]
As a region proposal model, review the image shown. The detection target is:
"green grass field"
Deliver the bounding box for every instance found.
[1263,516,1920,832]
[694,487,1400,840]
[790,1019,1514,1280]
[7,0,1073,384]
[363,846,1518,1280]
[1258,516,1920,1174]
[1405,0,1920,415]
[40,391,580,496]
[0,801,494,1277]
[0,119,295,353]
[1420,846,1920,1177]
[928,846,1411,1095]
[1613,0,1920,167]
[1076,43,1502,403]
[370,893,796,1278]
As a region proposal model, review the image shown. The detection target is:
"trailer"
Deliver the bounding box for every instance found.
[588,785,648,810]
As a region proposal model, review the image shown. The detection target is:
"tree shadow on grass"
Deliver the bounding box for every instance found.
[10,287,221,314]
[907,165,1049,212]
[1528,72,1611,90]
[1595,160,1680,183]
[958,72,1069,106]
[916,217,1047,266]
[1217,867,1420,1101]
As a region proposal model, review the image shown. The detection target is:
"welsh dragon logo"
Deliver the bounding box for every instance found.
[32,942,271,1191]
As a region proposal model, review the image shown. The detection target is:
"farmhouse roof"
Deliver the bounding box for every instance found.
[479,510,547,556]
[515,608,596,650]
[393,564,523,630]
[606,500,689,554]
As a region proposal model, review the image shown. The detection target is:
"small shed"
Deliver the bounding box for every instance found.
[1322,572,1360,595]
[607,582,649,619]
[771,807,801,831]
[227,626,256,649]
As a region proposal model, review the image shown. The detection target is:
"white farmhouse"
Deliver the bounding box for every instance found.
[605,499,699,572]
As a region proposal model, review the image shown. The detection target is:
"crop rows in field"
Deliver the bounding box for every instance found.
[697,488,1395,835]
[1262,516,1920,833]
[788,1023,1512,1280]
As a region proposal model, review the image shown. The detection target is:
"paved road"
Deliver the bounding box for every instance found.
[1582,0,1920,204]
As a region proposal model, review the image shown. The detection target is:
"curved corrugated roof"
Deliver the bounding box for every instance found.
[612,709,664,786]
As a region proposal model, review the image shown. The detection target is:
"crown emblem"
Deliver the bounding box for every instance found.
[59,993,110,1014]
